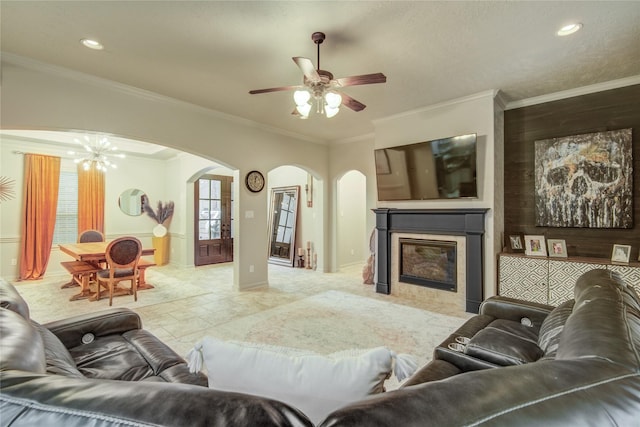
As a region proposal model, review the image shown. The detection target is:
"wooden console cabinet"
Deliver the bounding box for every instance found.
[499,253,640,305]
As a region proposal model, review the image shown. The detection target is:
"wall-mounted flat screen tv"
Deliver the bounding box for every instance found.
[375,133,477,201]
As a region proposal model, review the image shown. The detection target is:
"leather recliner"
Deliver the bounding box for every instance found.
[319,269,640,426]
[0,279,312,427]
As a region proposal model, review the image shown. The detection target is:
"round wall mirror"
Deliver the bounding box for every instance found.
[118,188,147,216]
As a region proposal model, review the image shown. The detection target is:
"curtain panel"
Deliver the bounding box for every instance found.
[19,154,61,280]
[78,163,105,234]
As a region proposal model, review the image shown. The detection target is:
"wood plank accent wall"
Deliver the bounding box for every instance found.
[504,84,640,260]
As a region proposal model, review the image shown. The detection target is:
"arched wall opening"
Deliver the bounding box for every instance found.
[0,128,244,281]
[267,165,325,279]
[0,58,332,288]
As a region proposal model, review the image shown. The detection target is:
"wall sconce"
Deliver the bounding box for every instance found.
[305,173,313,208]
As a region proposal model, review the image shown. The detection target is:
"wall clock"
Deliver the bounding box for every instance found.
[245,170,265,193]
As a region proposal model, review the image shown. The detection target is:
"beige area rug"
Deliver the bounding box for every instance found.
[15,269,211,324]
[206,290,467,389]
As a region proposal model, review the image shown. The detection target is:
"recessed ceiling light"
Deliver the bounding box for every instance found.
[557,23,583,36]
[81,38,104,50]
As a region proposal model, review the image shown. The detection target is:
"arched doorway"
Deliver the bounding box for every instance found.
[267,165,323,274]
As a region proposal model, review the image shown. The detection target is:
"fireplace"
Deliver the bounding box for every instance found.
[374,208,488,313]
[399,238,457,292]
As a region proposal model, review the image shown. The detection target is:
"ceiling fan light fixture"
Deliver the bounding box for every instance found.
[324,91,342,109]
[293,89,311,106]
[250,32,385,118]
[325,106,340,118]
[296,103,312,118]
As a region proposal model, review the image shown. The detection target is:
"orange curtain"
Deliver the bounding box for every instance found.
[19,154,61,280]
[77,163,105,234]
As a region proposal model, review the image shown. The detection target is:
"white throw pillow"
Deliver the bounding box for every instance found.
[187,337,414,424]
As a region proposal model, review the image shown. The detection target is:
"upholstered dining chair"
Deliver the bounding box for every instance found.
[78,229,105,243]
[79,229,106,271]
[61,230,107,289]
[95,236,142,306]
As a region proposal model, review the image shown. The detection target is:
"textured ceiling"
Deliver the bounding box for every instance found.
[1,1,639,145]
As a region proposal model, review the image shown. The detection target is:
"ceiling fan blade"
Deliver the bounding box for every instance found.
[292,57,321,83]
[249,85,301,95]
[341,93,366,112]
[336,73,386,87]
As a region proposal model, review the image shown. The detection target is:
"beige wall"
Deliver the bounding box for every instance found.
[337,171,367,269]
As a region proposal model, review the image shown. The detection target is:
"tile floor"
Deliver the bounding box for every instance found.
[14,262,470,359]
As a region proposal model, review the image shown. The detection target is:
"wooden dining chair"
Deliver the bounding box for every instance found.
[61,229,106,289]
[95,237,142,306]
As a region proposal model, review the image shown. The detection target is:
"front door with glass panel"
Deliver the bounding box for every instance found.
[195,175,233,266]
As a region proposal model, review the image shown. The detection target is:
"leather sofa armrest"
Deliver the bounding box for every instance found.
[401,359,462,387]
[319,359,640,427]
[434,346,500,371]
[43,308,142,349]
[480,296,554,328]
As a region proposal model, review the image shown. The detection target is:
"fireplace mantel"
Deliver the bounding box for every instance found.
[374,208,488,313]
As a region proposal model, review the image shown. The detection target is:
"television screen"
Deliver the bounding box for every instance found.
[375,133,477,201]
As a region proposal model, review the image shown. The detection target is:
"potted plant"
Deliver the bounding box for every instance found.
[144,200,174,266]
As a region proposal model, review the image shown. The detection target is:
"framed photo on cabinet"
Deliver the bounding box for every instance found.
[524,235,547,257]
[547,239,567,258]
[508,235,524,252]
[611,244,631,264]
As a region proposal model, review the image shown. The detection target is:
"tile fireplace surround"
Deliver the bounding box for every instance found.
[374,208,488,313]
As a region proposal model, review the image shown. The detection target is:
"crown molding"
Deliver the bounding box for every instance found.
[505,75,640,110]
[373,90,497,125]
[331,132,375,146]
[493,90,509,110]
[1,52,326,145]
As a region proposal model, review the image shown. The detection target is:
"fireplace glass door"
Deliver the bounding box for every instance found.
[399,238,457,291]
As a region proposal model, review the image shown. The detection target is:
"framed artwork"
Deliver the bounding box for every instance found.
[508,235,523,252]
[547,239,568,258]
[524,235,547,257]
[534,128,633,228]
[611,244,631,264]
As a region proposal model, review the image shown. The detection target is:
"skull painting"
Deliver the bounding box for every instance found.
[534,129,632,228]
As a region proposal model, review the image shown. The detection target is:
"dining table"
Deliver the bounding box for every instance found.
[59,241,156,301]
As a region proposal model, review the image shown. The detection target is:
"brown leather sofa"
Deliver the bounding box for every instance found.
[319,269,640,426]
[0,279,312,426]
[4,269,640,426]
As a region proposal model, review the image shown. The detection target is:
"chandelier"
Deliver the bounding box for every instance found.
[68,135,125,172]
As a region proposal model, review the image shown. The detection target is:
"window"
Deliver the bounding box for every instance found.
[52,171,78,244]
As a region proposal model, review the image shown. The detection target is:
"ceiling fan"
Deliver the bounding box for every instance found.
[249,32,386,118]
